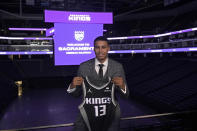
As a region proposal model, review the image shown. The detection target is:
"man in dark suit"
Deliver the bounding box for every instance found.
[67,36,129,131]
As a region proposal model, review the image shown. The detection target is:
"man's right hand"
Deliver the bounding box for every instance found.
[70,77,84,89]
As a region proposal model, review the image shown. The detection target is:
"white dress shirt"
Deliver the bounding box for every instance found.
[95,58,108,77]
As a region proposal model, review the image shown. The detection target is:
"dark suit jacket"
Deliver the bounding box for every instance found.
[69,58,129,131]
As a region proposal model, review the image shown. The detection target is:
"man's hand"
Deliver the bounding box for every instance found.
[112,77,125,91]
[70,77,84,89]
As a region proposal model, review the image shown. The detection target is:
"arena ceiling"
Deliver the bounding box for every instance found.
[0,0,196,29]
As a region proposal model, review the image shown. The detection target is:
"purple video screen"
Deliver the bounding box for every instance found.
[45,10,113,24]
[54,23,103,65]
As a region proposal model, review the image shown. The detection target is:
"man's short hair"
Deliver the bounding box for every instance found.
[94,36,109,46]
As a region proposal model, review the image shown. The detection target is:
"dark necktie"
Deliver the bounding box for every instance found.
[98,64,104,79]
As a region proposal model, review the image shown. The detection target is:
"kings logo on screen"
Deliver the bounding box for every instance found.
[75,31,84,41]
[68,14,91,22]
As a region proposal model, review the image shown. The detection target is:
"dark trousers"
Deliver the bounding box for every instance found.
[73,107,121,131]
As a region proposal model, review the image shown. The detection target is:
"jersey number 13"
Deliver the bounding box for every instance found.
[94,105,106,117]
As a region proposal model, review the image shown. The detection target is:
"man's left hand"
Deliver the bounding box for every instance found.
[112,77,125,91]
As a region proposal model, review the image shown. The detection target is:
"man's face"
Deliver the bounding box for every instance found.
[94,40,110,63]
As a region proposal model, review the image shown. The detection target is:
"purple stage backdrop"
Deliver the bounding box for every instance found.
[54,23,103,65]
[45,10,112,65]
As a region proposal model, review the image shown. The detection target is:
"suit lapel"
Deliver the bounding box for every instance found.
[89,58,98,79]
[103,58,111,79]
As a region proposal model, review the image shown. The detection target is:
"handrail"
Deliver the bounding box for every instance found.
[0,123,74,131]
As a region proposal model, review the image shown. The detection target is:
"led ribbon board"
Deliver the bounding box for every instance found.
[45,10,113,65]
